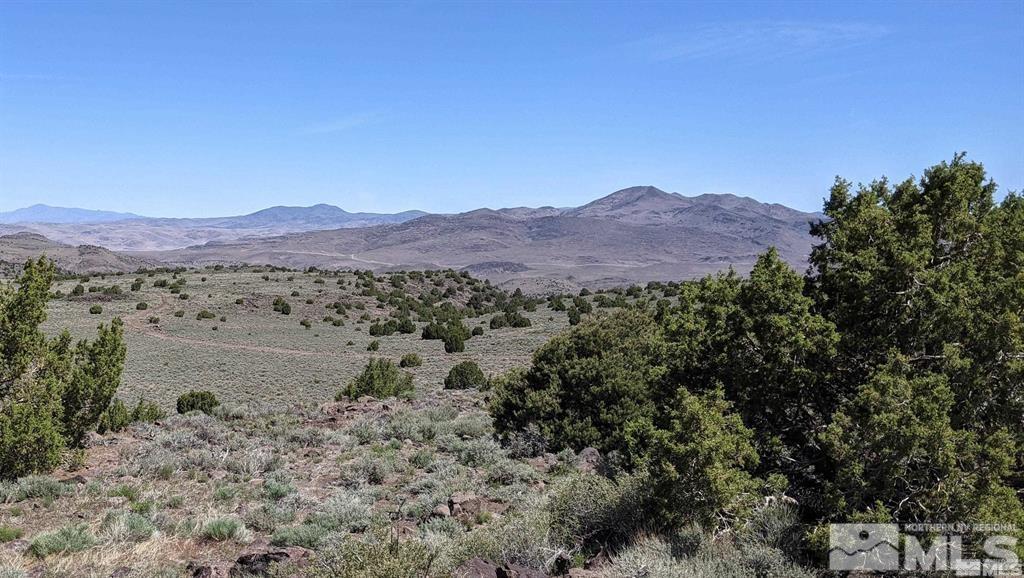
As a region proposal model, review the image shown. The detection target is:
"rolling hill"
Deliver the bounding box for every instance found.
[0,232,156,274]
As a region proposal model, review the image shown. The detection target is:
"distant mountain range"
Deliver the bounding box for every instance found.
[185,204,428,230]
[0,187,824,287]
[0,204,143,224]
[143,186,824,287]
[0,203,428,250]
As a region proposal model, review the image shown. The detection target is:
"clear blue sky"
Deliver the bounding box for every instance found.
[1,1,1021,217]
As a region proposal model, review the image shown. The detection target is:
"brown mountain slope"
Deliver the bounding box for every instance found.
[141,187,821,286]
[0,232,157,274]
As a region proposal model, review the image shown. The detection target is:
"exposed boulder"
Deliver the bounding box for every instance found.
[449,492,509,522]
[231,546,312,576]
[453,557,547,578]
[577,447,602,474]
[186,562,230,578]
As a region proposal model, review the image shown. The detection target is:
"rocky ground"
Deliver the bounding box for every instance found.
[0,391,620,578]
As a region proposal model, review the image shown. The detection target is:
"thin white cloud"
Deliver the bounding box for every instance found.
[643,21,890,63]
[302,111,383,135]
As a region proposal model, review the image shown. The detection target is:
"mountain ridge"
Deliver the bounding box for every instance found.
[1,187,825,287]
[0,204,143,224]
[0,203,429,250]
[135,186,822,287]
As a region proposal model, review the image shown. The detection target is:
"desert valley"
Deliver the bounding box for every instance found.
[2,2,1021,577]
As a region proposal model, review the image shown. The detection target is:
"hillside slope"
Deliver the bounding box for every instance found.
[0,232,157,273]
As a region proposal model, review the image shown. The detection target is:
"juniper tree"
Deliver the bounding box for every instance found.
[0,258,126,478]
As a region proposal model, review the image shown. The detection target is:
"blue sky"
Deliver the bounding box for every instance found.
[1,1,1021,217]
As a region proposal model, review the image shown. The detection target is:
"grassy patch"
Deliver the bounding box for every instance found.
[28,524,96,557]
[200,517,249,542]
[0,525,23,543]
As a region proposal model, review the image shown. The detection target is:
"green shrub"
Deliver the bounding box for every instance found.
[0,381,65,477]
[444,361,486,390]
[602,528,816,578]
[490,309,759,528]
[421,322,444,340]
[567,307,581,326]
[399,353,422,368]
[59,318,126,447]
[443,332,464,353]
[176,390,220,415]
[410,449,434,469]
[504,311,531,328]
[196,309,215,320]
[135,302,148,310]
[422,319,470,354]
[271,524,329,549]
[71,284,85,296]
[28,524,96,557]
[304,526,438,578]
[96,398,130,434]
[246,500,299,533]
[337,359,413,400]
[489,310,531,329]
[272,297,291,315]
[0,525,23,543]
[490,309,667,458]
[263,478,296,501]
[101,510,156,542]
[546,473,642,552]
[89,305,102,314]
[130,399,165,422]
[1,259,126,478]
[449,509,553,572]
[0,476,70,503]
[622,385,761,528]
[109,483,141,503]
[200,517,248,542]
[305,492,371,532]
[397,318,416,334]
[367,340,380,351]
[173,310,185,317]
